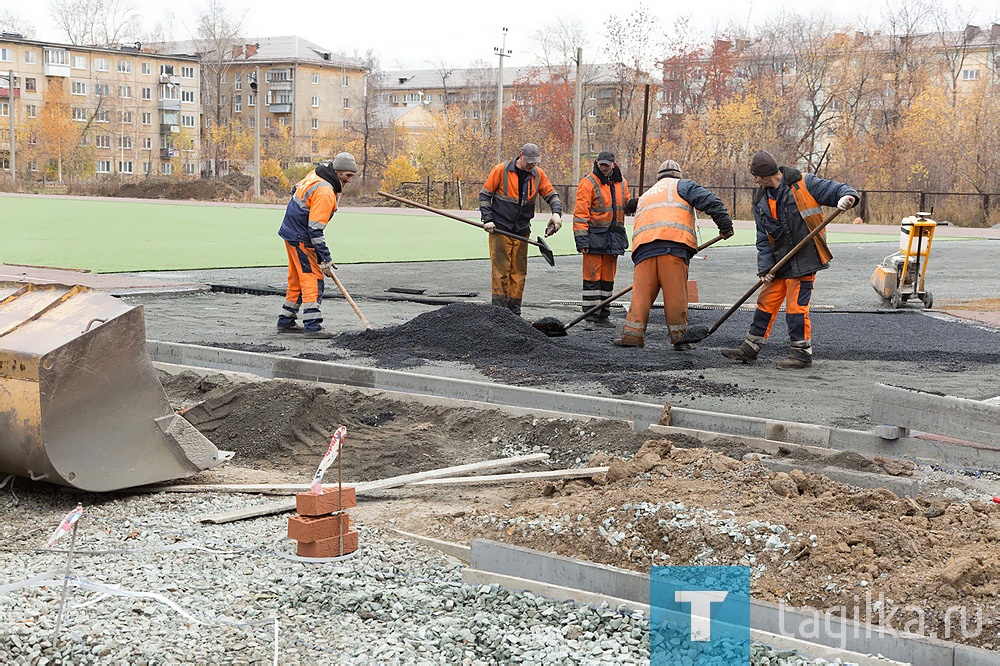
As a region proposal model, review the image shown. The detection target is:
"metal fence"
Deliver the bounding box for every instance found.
[399,178,999,227]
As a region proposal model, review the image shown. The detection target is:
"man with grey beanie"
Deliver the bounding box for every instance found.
[276,152,358,338]
[722,150,857,369]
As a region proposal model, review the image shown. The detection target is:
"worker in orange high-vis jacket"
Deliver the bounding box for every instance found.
[276,152,357,339]
[573,151,638,329]
[722,150,858,369]
[479,142,562,316]
[614,160,734,350]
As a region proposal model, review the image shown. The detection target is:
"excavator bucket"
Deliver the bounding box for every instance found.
[0,282,228,492]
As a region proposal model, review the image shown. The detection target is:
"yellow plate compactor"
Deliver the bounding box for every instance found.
[871,212,936,309]
[0,282,229,491]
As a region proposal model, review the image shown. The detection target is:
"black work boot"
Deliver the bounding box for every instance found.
[776,340,813,370]
[722,334,764,364]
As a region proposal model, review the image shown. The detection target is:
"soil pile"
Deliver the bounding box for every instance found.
[335,303,752,399]
[113,177,238,201]
[426,442,1000,649]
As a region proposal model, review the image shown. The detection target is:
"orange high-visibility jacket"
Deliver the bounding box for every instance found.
[573,173,630,254]
[278,171,338,263]
[631,177,697,250]
[479,160,561,235]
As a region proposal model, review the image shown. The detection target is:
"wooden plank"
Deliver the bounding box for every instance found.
[409,467,608,486]
[195,453,549,524]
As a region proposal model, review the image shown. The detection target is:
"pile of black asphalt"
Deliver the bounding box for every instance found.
[330,302,999,397]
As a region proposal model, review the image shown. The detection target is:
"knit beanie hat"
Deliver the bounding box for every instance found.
[656,159,681,179]
[332,152,358,172]
[750,151,779,177]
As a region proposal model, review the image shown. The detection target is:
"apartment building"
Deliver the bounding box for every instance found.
[152,36,366,174]
[378,64,650,155]
[0,32,201,179]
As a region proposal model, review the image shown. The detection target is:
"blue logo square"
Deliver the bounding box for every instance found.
[650,566,751,665]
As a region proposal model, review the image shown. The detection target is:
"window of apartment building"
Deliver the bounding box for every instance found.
[160,64,174,76]
[29,160,37,171]
[161,162,173,175]
[71,81,87,95]
[0,48,12,62]
[342,120,348,130]
[95,135,111,148]
[182,90,195,103]
[962,69,980,81]
[0,102,7,116]
[142,87,151,100]
[264,117,271,128]
[119,161,133,174]
[160,84,178,99]
[311,96,319,107]
[588,107,595,117]
[312,73,319,84]
[343,75,349,86]
[343,98,349,108]
[472,110,479,119]
[72,107,88,121]
[438,94,444,101]
[143,162,151,174]
[94,109,109,123]
[181,66,194,78]
[95,160,111,174]
[118,136,132,149]
[235,73,242,91]
[311,118,318,130]
[117,60,131,73]
[264,92,271,105]
[247,94,255,107]
[119,85,132,98]
[70,54,86,69]
[311,141,318,152]
[0,157,8,170]
[181,114,195,127]
[142,137,152,149]
[25,78,36,91]
[23,50,36,64]
[95,83,109,97]
[185,163,196,175]
[142,112,151,125]
[204,116,211,128]
[94,58,109,72]
[120,111,133,124]
[279,116,287,126]
[45,49,70,66]
[391,94,398,103]
[141,62,151,75]
[234,95,242,113]
[248,116,255,128]
[26,104,37,118]
[220,73,227,84]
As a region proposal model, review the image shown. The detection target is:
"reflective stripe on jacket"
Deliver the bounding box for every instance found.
[631,177,697,250]
[573,172,630,255]
[278,171,337,264]
[789,178,833,265]
[479,159,561,235]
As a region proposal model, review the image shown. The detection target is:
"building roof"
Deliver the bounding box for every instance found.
[0,33,198,60]
[151,35,364,69]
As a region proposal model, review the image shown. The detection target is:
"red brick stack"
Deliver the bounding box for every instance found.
[287,486,358,558]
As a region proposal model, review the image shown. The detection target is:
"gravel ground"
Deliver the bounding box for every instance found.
[0,484,858,665]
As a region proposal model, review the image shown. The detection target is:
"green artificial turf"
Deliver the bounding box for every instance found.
[0,195,970,273]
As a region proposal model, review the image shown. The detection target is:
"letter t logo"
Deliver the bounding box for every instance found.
[674,590,729,641]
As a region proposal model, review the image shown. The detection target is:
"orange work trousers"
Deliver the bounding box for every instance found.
[279,240,325,332]
[749,274,815,342]
[622,254,689,344]
[489,232,528,315]
[582,252,619,319]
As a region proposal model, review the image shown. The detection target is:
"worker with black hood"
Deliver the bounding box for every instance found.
[276,152,357,339]
[573,151,638,328]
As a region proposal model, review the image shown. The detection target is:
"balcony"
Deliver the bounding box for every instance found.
[159,124,180,134]
[160,148,175,160]
[43,63,70,77]
[158,98,181,111]
[268,80,292,92]
[270,103,292,113]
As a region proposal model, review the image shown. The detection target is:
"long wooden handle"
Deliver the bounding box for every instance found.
[328,272,372,330]
[707,208,843,335]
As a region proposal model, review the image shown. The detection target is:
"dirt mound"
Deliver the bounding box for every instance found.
[334,303,753,400]
[220,173,289,197]
[113,177,238,201]
[425,444,1000,649]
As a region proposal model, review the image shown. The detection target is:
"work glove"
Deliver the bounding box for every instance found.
[623,198,638,216]
[483,221,496,233]
[319,261,337,279]
[837,195,857,211]
[721,228,735,240]
[544,213,562,237]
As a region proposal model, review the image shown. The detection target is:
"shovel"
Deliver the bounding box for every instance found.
[378,190,556,266]
[533,234,728,337]
[675,208,843,345]
[328,271,373,330]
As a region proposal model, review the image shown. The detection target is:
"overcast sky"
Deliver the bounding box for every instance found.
[5,0,999,70]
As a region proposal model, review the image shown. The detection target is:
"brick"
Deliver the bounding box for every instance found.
[288,513,353,543]
[295,487,356,516]
[687,280,699,304]
[296,530,359,558]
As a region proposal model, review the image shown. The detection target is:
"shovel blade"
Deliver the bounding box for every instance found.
[532,317,567,337]
[536,237,556,266]
[675,326,710,345]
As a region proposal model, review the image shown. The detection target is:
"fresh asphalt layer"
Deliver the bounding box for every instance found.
[1,194,991,273]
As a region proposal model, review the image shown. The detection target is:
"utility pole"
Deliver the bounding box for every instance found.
[493,28,511,163]
[571,49,582,197]
[251,67,260,199]
[7,69,15,188]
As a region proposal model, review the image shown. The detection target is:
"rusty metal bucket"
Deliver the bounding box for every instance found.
[0,282,228,491]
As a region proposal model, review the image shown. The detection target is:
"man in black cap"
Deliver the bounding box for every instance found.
[572,151,638,328]
[479,143,563,316]
[722,150,858,369]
